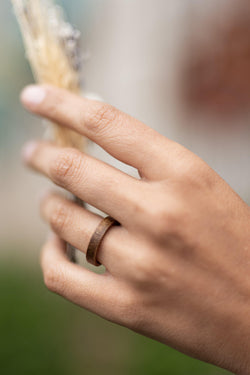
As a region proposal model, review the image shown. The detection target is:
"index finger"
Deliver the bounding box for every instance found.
[21,84,176,180]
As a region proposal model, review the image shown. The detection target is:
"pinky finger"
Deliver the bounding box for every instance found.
[40,235,131,324]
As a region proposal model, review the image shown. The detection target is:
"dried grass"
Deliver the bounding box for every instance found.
[12,0,85,150]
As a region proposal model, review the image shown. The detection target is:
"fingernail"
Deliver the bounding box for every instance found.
[22,141,38,162]
[21,85,46,106]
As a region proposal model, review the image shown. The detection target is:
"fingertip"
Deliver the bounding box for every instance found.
[20,85,46,108]
[21,140,39,163]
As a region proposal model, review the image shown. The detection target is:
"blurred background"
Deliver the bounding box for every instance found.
[1,0,249,374]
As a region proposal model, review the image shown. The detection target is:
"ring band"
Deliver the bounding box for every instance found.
[86,216,120,266]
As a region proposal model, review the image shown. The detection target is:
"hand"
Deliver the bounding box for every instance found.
[21,85,250,374]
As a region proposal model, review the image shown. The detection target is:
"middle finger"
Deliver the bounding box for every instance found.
[23,140,142,227]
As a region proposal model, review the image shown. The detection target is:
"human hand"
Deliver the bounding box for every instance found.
[21,85,250,374]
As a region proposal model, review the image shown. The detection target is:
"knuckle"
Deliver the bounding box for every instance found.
[126,249,157,287]
[50,149,83,186]
[132,259,154,285]
[176,161,197,184]
[129,251,180,282]
[50,202,69,233]
[146,205,184,244]
[87,103,118,135]
[130,186,184,244]
[177,159,214,190]
[146,208,175,241]
[129,184,181,242]
[152,211,171,240]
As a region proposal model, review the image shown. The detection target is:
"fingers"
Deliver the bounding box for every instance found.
[23,141,142,227]
[41,236,129,322]
[21,84,177,180]
[40,192,130,271]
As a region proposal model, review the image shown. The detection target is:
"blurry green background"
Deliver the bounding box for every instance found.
[1,0,250,374]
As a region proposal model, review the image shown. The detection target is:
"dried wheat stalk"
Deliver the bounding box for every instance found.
[12,0,86,261]
[11,0,86,150]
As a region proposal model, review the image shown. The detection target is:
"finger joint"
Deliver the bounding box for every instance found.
[50,149,83,187]
[50,202,69,234]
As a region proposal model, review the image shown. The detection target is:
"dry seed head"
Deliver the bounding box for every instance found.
[12,0,86,149]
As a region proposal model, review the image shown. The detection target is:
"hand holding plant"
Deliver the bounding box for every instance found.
[21,84,250,375]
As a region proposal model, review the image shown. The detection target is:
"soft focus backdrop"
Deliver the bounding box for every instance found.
[1,0,249,374]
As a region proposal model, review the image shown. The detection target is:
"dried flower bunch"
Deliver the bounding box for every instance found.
[12,0,85,150]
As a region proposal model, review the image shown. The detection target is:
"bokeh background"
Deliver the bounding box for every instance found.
[1,0,250,374]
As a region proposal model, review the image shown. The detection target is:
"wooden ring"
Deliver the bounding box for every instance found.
[86,216,120,267]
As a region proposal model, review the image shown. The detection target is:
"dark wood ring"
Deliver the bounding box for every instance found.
[86,216,120,267]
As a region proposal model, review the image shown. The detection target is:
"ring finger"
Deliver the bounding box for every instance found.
[41,192,132,273]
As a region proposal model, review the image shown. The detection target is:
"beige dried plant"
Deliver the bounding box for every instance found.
[11,0,85,150]
[12,0,86,262]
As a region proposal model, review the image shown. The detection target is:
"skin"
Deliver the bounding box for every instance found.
[21,84,250,374]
